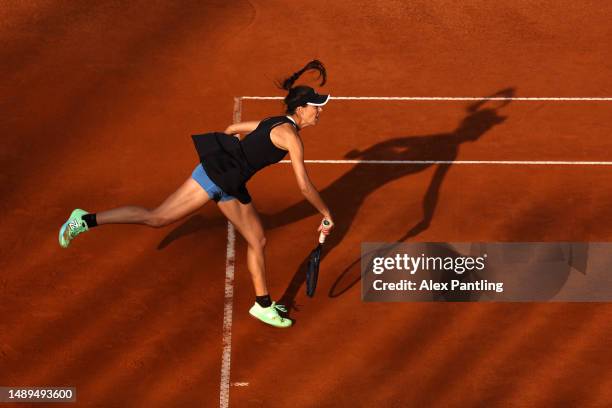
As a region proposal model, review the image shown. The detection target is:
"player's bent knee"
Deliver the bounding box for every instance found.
[248,235,266,251]
[146,213,171,228]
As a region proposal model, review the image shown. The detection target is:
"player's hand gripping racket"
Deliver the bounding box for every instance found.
[306,219,332,297]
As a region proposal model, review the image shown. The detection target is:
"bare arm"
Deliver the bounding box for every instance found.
[281,127,333,229]
[224,121,260,137]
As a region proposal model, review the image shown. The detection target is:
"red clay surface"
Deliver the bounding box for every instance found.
[1,1,612,407]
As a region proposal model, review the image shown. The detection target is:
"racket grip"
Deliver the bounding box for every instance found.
[318,219,332,244]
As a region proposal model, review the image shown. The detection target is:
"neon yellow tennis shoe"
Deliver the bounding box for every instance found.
[249,302,292,328]
[59,209,89,248]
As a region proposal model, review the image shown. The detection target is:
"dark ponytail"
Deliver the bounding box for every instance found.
[278,59,327,90]
[278,60,327,114]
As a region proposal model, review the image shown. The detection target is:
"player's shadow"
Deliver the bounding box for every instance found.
[265,88,517,312]
[158,88,516,314]
[157,215,227,249]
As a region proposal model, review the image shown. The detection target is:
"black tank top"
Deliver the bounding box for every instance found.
[191,116,297,204]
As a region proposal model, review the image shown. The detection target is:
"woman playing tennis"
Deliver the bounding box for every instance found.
[58,60,334,328]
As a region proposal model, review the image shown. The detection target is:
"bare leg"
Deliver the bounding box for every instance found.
[217,200,268,296]
[96,178,210,228]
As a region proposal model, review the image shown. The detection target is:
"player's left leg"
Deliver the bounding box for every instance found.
[217,199,291,328]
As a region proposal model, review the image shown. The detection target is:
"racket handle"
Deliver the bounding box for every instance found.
[318,219,332,244]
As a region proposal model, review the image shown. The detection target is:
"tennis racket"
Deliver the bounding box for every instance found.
[306,219,332,297]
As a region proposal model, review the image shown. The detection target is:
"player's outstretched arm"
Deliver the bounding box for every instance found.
[282,128,333,231]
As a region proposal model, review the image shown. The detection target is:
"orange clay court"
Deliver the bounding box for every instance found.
[1,1,612,407]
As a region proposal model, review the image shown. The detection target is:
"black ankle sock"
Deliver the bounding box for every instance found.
[82,213,98,228]
[256,294,272,308]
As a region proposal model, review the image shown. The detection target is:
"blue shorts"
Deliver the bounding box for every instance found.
[191,164,236,202]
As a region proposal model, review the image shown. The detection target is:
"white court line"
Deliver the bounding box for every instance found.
[219,98,241,408]
[280,160,612,165]
[240,96,612,101]
[219,220,236,408]
[250,95,612,166]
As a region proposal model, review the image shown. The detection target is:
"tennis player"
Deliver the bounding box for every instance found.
[58,60,334,328]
